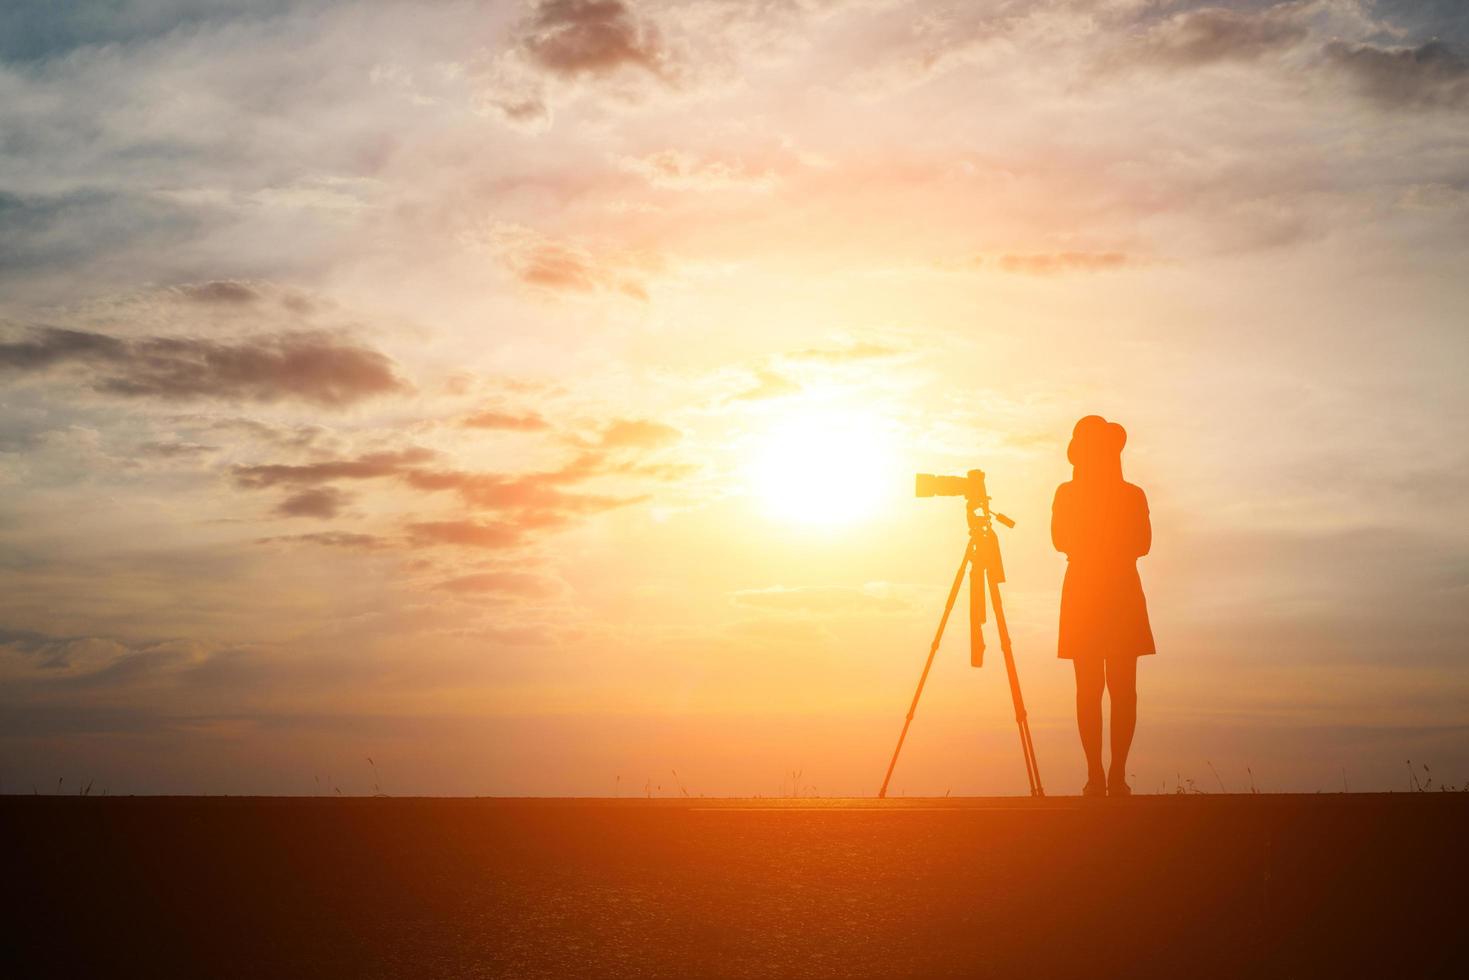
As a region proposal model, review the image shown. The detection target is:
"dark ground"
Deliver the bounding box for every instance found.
[5,794,1466,978]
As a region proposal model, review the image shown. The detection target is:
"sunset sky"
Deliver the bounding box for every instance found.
[3,0,1467,796]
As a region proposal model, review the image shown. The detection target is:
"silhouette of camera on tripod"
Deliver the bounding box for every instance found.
[879,469,1043,798]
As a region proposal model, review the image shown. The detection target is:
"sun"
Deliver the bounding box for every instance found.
[746,406,899,525]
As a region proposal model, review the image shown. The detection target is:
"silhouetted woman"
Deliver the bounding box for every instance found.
[1052,415,1154,798]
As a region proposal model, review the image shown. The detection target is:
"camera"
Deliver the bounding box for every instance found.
[915,470,1015,528]
[915,470,985,499]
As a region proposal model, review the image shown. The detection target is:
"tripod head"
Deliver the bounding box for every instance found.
[915,469,1016,533]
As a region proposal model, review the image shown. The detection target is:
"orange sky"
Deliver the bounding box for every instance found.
[2,0,1467,796]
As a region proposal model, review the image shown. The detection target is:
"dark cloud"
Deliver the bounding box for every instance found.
[0,189,203,290]
[461,409,551,431]
[274,486,350,519]
[996,251,1129,275]
[486,91,552,127]
[520,0,669,79]
[173,280,260,304]
[0,627,205,691]
[255,531,390,550]
[0,327,409,406]
[136,440,217,459]
[1123,6,1309,68]
[0,0,303,62]
[0,326,125,369]
[1324,40,1469,108]
[1370,1,1469,46]
[101,333,409,405]
[1114,6,1466,109]
[0,411,60,453]
[232,448,436,489]
[0,626,95,661]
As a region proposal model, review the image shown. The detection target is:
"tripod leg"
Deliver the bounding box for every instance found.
[968,537,985,667]
[987,568,1045,797]
[878,543,970,799]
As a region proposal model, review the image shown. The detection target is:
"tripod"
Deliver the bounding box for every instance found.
[878,472,1044,798]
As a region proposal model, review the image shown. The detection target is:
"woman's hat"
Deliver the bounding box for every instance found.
[1067,415,1126,465]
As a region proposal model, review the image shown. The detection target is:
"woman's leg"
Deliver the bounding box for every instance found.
[1073,659,1105,790]
[1104,656,1138,790]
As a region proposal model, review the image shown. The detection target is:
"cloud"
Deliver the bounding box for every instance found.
[233,438,659,548]
[786,342,902,364]
[0,626,132,672]
[609,459,696,481]
[274,486,351,519]
[401,464,647,515]
[597,418,680,449]
[1324,40,1469,108]
[477,0,739,127]
[482,87,553,129]
[0,627,207,687]
[520,0,671,80]
[104,333,409,405]
[729,584,913,614]
[1120,6,1309,69]
[407,520,530,550]
[0,189,203,297]
[619,150,777,191]
[183,416,330,453]
[995,251,1130,275]
[254,531,390,550]
[230,429,668,553]
[172,280,261,304]
[0,2,300,62]
[1103,5,1468,110]
[0,327,410,406]
[434,570,562,596]
[461,409,551,431]
[509,239,652,301]
[518,242,606,292]
[732,368,800,401]
[232,448,436,489]
[474,223,660,300]
[136,440,217,460]
[478,0,677,127]
[0,327,124,369]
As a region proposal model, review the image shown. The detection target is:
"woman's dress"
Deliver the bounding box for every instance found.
[1052,479,1155,660]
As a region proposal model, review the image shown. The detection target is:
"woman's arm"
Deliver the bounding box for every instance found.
[1131,487,1152,558]
[1051,485,1073,555]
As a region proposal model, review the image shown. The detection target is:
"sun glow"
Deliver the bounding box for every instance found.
[747,406,899,525]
